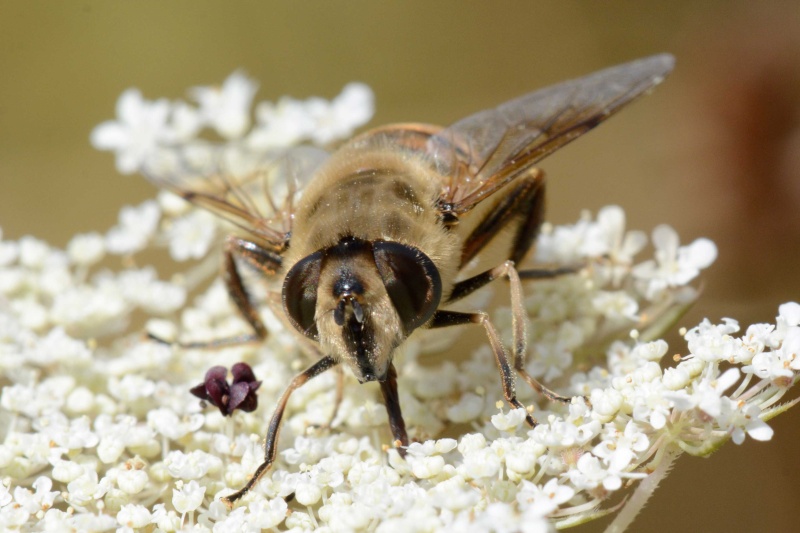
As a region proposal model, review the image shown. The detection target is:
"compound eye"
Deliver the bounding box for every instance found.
[282,251,323,339]
[373,241,442,334]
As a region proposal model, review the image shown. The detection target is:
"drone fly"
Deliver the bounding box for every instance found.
[148,54,675,506]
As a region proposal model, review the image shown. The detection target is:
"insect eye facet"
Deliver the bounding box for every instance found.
[373,241,442,334]
[282,251,323,339]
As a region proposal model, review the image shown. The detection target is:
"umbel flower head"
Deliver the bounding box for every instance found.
[0,71,797,532]
[190,363,261,417]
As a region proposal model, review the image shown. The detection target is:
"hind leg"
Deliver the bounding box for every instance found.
[449,170,575,409]
[459,169,546,268]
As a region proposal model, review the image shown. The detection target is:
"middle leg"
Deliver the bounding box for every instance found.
[448,261,573,405]
[429,308,536,427]
[453,166,574,404]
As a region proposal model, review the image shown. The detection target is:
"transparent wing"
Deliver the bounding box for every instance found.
[427,54,675,214]
[145,146,329,252]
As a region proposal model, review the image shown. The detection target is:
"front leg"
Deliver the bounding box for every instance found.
[151,236,283,349]
[222,355,338,508]
[379,363,409,456]
[221,235,283,341]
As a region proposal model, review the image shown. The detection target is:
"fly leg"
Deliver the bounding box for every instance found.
[452,260,574,404]
[379,363,409,456]
[457,168,579,280]
[221,355,338,508]
[453,168,575,405]
[498,263,573,404]
[459,169,546,268]
[429,308,536,427]
[149,235,282,349]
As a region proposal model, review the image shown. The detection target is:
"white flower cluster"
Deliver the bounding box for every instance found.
[90,71,374,179]
[1,75,798,532]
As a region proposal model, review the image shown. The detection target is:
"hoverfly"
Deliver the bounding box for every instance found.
[148,54,674,506]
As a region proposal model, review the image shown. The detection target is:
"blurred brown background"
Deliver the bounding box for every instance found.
[1,1,799,531]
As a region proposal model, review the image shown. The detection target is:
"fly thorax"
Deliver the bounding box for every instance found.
[282,236,443,383]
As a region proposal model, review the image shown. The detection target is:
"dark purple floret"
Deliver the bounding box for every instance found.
[190,362,261,416]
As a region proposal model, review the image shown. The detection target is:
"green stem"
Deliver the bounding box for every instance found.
[603,444,680,533]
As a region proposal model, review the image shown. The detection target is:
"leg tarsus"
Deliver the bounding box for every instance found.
[517,368,572,404]
[147,331,262,350]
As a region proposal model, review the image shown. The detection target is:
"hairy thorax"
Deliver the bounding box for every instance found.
[285,145,460,288]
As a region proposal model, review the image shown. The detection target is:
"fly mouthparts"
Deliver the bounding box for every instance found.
[358,369,387,383]
[333,294,365,326]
